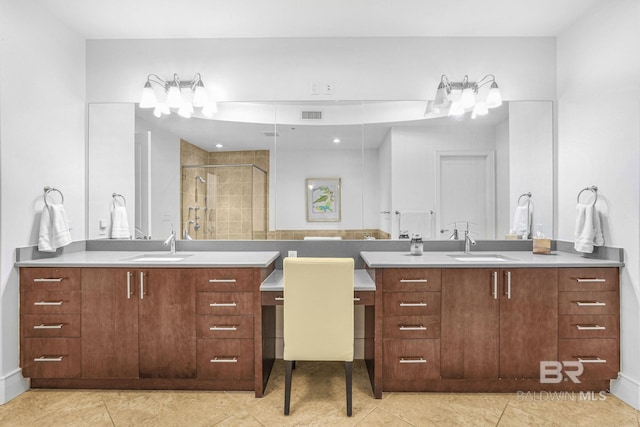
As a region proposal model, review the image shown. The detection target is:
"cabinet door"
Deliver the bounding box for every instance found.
[499,268,558,379]
[138,269,196,378]
[441,269,499,379]
[81,268,139,378]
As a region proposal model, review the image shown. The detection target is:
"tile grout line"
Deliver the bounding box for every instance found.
[101,396,117,427]
[494,397,512,426]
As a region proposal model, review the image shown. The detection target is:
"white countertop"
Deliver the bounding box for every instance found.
[260,269,376,292]
[16,251,280,268]
[360,250,623,268]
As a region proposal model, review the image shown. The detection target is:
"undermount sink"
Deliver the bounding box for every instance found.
[122,253,193,262]
[448,253,516,262]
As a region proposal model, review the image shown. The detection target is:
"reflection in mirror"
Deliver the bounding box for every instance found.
[87,100,552,241]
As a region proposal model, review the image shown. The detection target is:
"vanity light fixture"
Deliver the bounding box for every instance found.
[426,74,502,119]
[139,73,217,119]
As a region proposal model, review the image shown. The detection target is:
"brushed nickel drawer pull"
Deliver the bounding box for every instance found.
[209,279,237,283]
[33,278,63,282]
[33,324,64,330]
[34,301,63,306]
[576,301,606,307]
[353,297,361,302]
[576,324,606,330]
[576,278,606,283]
[209,325,238,331]
[576,356,607,364]
[399,302,427,307]
[400,279,427,283]
[399,357,426,364]
[210,302,237,307]
[140,272,145,300]
[126,271,132,299]
[492,271,498,300]
[399,325,427,331]
[210,356,238,363]
[505,271,512,299]
[34,356,63,362]
[274,296,284,301]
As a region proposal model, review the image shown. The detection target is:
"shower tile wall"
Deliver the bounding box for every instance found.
[180,140,209,239]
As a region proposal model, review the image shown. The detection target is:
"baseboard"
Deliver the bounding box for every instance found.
[0,368,30,405]
[611,373,640,410]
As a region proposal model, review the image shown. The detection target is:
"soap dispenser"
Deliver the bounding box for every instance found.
[410,233,423,256]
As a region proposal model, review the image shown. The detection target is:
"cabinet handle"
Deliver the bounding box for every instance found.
[576,324,606,330]
[399,325,426,331]
[274,296,284,301]
[34,301,63,306]
[33,324,63,330]
[353,297,361,302]
[126,272,132,299]
[576,278,606,283]
[575,356,607,364]
[209,325,238,331]
[140,272,145,300]
[400,279,427,283]
[399,302,427,307]
[576,301,606,307]
[33,278,63,282]
[209,279,237,283]
[505,271,512,299]
[492,271,498,300]
[210,356,238,363]
[34,356,63,362]
[210,302,237,307]
[399,357,426,364]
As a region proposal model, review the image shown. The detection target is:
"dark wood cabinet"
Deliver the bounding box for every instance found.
[442,268,558,380]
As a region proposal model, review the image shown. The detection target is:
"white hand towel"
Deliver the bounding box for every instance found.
[511,205,530,237]
[38,204,72,252]
[110,206,131,239]
[574,204,602,252]
[574,203,604,253]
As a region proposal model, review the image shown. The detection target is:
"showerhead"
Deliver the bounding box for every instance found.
[196,176,206,183]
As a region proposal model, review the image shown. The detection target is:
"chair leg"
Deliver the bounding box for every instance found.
[284,360,293,415]
[345,361,353,417]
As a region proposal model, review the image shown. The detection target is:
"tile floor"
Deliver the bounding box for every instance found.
[1,360,638,426]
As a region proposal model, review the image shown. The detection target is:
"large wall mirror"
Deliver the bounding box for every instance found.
[88,100,553,241]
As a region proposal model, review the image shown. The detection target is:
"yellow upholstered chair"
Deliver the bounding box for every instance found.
[283,257,355,416]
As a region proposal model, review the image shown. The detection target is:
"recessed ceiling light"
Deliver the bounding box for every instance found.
[215,144,223,148]
[333,138,341,144]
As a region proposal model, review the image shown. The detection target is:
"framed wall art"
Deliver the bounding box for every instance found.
[306,177,341,222]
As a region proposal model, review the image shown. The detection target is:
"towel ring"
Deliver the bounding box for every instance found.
[112,193,127,208]
[43,186,64,207]
[518,192,532,206]
[577,186,598,205]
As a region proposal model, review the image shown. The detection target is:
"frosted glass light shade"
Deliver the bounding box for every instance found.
[139,82,157,108]
[486,82,502,108]
[166,84,183,108]
[471,102,488,119]
[448,100,465,116]
[192,82,208,107]
[433,82,449,108]
[460,87,476,109]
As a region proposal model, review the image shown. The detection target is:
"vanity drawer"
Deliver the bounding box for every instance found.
[21,338,81,379]
[20,268,81,291]
[384,292,440,316]
[559,315,618,339]
[22,315,81,338]
[197,315,254,339]
[261,292,284,306]
[21,290,81,315]
[196,292,254,315]
[558,291,618,315]
[383,315,440,339]
[383,269,441,292]
[383,339,440,381]
[558,268,618,292]
[354,291,375,305]
[194,269,255,292]
[197,338,254,381]
[559,338,619,379]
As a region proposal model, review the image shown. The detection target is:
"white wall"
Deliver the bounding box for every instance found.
[0,0,85,403]
[557,0,640,409]
[86,38,556,103]
[88,104,135,239]
[495,118,510,237]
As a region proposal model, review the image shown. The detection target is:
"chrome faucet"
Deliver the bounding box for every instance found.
[464,229,477,254]
[164,229,177,254]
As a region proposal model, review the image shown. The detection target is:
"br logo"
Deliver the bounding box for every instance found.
[540,361,584,383]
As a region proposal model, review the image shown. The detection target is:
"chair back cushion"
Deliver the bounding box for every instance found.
[283,257,354,362]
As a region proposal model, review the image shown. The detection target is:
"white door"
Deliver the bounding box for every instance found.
[134,131,152,239]
[437,152,495,240]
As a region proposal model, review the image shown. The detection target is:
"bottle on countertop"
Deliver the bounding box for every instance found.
[410,233,423,256]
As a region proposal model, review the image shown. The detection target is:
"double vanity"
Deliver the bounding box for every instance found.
[16,244,621,399]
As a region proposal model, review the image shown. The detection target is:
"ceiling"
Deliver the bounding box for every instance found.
[35,0,602,39]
